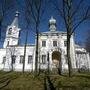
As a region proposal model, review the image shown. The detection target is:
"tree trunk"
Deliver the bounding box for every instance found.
[58,56,62,75]
[23,44,26,73]
[0,21,2,40]
[23,29,28,73]
[67,35,72,77]
[47,52,50,74]
[35,27,39,75]
[67,0,72,76]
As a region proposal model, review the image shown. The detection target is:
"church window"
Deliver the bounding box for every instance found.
[2,57,6,64]
[8,28,12,34]
[28,55,33,64]
[42,41,46,47]
[20,56,24,64]
[12,55,16,64]
[42,55,46,64]
[64,41,67,47]
[53,41,57,46]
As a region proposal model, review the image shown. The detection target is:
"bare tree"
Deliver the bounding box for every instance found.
[22,0,32,73]
[51,0,90,77]
[24,0,48,75]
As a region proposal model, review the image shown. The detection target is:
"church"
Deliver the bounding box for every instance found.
[0,11,90,72]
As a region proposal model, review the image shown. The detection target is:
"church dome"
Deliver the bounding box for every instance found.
[49,16,56,25]
[49,16,56,31]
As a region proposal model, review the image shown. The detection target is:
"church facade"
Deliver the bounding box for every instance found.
[0,12,90,72]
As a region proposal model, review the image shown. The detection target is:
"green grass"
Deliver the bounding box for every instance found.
[0,71,90,90]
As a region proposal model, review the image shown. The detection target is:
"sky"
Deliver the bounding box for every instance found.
[0,0,90,48]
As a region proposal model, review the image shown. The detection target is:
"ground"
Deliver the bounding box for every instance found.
[0,71,90,90]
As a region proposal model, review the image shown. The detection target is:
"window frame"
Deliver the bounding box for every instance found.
[8,28,12,35]
[42,41,46,47]
[28,55,33,64]
[20,55,24,64]
[42,55,46,64]
[53,40,57,47]
[12,55,16,64]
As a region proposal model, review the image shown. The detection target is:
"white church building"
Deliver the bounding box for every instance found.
[0,11,90,72]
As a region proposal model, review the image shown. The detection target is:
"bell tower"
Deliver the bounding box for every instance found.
[3,11,20,48]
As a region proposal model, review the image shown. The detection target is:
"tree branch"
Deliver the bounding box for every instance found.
[71,6,90,35]
[71,0,84,18]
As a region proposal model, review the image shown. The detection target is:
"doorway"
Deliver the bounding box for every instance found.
[52,51,61,74]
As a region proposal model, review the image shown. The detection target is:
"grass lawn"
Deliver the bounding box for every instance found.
[0,71,90,90]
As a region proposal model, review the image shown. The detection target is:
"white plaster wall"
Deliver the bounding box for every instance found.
[70,35,76,69]
[0,46,35,71]
[0,49,6,70]
[39,32,68,70]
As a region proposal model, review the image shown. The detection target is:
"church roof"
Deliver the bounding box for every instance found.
[11,11,19,27]
[75,44,87,53]
[40,31,67,36]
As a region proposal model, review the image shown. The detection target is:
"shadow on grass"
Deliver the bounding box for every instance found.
[0,72,19,89]
[0,79,11,89]
[58,86,90,90]
[43,75,56,90]
[76,75,90,79]
[44,77,47,90]
[46,75,56,90]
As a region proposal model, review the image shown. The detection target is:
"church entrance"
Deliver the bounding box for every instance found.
[52,51,61,74]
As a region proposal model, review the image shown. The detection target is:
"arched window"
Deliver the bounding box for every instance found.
[8,28,12,34]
